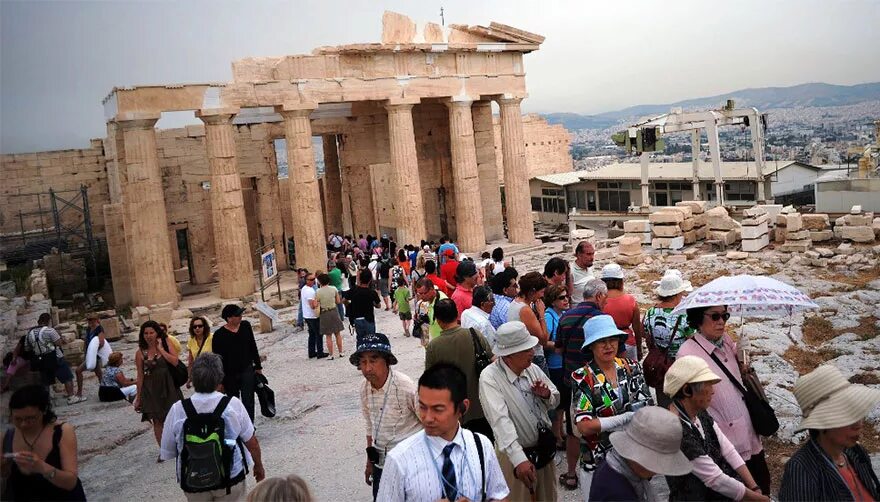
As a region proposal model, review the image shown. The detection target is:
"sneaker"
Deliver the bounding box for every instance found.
[67,396,87,405]
[338,352,345,359]
[328,356,335,360]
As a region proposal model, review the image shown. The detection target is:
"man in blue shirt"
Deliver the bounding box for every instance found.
[488,268,519,329]
[74,314,106,402]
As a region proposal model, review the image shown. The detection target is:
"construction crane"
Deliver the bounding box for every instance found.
[612,100,768,207]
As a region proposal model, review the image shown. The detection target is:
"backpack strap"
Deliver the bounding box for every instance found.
[181,398,197,420]
[472,431,486,502]
[212,395,233,421]
[3,428,13,454]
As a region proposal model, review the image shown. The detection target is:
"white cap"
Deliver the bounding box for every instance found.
[601,263,624,279]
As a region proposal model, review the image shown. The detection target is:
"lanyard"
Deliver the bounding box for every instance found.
[371,371,394,442]
[422,427,476,501]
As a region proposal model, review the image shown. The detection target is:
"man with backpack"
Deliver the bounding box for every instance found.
[161,353,265,500]
[24,313,77,404]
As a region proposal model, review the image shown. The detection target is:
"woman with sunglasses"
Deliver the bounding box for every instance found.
[676,305,772,496]
[185,316,212,388]
[543,284,570,450]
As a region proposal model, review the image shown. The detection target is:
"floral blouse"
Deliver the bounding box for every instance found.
[643,306,695,359]
[571,357,653,468]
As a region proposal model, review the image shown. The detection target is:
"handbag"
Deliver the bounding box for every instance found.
[255,372,276,418]
[469,328,492,375]
[162,338,189,388]
[700,343,779,437]
[522,424,557,470]
[642,315,683,388]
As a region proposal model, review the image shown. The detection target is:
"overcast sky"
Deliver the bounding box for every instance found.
[2,0,878,153]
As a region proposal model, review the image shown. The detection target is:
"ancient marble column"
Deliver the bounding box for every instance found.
[102,203,133,306]
[322,135,344,234]
[118,116,177,306]
[385,99,427,246]
[472,100,505,241]
[255,174,288,271]
[446,98,486,252]
[277,103,327,273]
[496,96,536,244]
[196,109,255,298]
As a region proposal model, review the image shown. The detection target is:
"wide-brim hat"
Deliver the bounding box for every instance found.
[654,270,693,297]
[663,355,722,397]
[349,333,398,366]
[494,321,539,357]
[610,407,692,476]
[581,315,628,356]
[794,364,880,431]
[221,304,245,320]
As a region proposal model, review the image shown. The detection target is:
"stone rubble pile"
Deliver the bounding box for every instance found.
[648,207,686,251]
[675,201,708,242]
[778,207,812,253]
[616,235,645,266]
[740,206,770,252]
[705,206,740,246]
[802,213,832,243]
[623,219,651,245]
[833,205,876,243]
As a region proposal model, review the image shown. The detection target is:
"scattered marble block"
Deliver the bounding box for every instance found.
[707,207,738,231]
[617,254,645,267]
[625,232,651,244]
[708,229,737,245]
[836,243,856,255]
[851,205,862,214]
[836,225,875,243]
[802,214,829,231]
[619,236,643,256]
[843,214,872,227]
[680,218,695,232]
[695,226,708,240]
[693,213,708,227]
[741,233,770,252]
[683,230,697,244]
[675,200,707,214]
[652,236,685,250]
[809,230,833,242]
[741,222,769,240]
[649,211,683,224]
[653,224,683,237]
[726,251,748,260]
[667,255,688,264]
[780,240,811,253]
[623,220,650,233]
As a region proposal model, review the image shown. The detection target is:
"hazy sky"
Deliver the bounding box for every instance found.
[2,0,879,153]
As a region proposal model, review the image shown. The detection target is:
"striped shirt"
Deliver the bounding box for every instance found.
[360,370,422,468]
[779,439,880,501]
[377,426,509,502]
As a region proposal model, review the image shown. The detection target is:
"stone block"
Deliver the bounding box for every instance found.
[617,254,644,267]
[741,234,770,252]
[836,243,855,255]
[651,236,685,250]
[695,226,708,240]
[102,317,122,342]
[742,206,767,218]
[675,200,707,214]
[571,229,596,241]
[683,230,697,244]
[174,268,189,283]
[786,229,810,241]
[172,308,193,320]
[625,231,652,244]
[726,251,748,260]
[663,206,693,219]
[777,214,789,227]
[619,236,643,256]
[693,213,707,227]
[594,249,615,261]
[837,225,875,243]
[667,255,688,264]
[780,240,812,253]
[708,230,737,245]
[804,250,820,260]
[148,307,173,327]
[653,224,683,237]
[760,205,783,226]
[814,247,834,258]
[741,223,769,240]
[802,214,829,231]
[680,218,695,232]
[781,205,797,214]
[809,230,833,242]
[649,211,683,224]
[623,220,650,233]
[843,214,872,226]
[851,205,863,214]
[706,207,738,230]
[784,214,803,232]
[741,213,769,226]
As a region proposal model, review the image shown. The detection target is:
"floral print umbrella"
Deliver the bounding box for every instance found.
[671,274,819,317]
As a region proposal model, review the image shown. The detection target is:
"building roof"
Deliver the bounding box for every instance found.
[533,171,584,186]
[575,160,797,181]
[762,161,824,176]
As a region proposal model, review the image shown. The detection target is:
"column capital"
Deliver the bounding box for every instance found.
[494,94,528,106]
[196,107,240,125]
[385,96,421,111]
[442,96,477,108]
[115,112,160,131]
[275,101,318,117]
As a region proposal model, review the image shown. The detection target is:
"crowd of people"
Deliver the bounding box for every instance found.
[2,233,879,502]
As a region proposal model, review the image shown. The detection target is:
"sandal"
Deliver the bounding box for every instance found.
[559,472,579,490]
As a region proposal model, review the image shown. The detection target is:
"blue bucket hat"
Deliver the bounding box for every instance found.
[581,314,628,357]
[349,333,398,366]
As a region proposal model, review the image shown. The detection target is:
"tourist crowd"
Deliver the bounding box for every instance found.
[2,233,879,502]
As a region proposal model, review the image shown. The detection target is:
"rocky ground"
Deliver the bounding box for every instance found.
[2,237,878,500]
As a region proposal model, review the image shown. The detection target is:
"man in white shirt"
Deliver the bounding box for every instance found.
[569,240,596,304]
[461,286,498,352]
[301,273,326,359]
[377,363,510,502]
[160,353,265,500]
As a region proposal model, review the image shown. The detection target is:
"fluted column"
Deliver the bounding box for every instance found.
[118,116,177,306]
[385,99,427,246]
[196,108,254,298]
[496,96,535,244]
[445,98,486,252]
[472,100,504,241]
[276,103,326,273]
[321,135,344,234]
[102,203,133,306]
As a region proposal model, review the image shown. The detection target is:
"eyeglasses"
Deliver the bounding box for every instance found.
[192,324,205,329]
[704,312,731,322]
[557,295,569,300]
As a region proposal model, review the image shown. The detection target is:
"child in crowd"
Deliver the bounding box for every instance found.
[391,279,412,337]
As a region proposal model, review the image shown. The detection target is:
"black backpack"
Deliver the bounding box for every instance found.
[179,396,247,494]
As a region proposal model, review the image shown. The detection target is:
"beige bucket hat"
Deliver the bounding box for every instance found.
[793,364,880,431]
[663,356,722,397]
[610,407,692,476]
[494,321,539,357]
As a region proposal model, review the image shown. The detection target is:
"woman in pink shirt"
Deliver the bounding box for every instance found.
[600,264,644,361]
[676,304,772,496]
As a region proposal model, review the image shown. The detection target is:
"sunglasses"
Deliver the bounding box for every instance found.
[192,324,205,329]
[557,295,569,300]
[705,312,731,322]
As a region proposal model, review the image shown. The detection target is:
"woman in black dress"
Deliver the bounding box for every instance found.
[213,304,263,421]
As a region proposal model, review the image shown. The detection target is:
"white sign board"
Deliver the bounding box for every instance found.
[260,248,278,284]
[254,302,280,322]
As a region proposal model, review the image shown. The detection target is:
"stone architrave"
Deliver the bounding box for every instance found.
[118,116,177,307]
[197,109,255,299]
[472,101,504,241]
[322,135,344,234]
[102,203,133,306]
[385,99,428,247]
[497,96,535,244]
[446,98,486,253]
[278,103,327,274]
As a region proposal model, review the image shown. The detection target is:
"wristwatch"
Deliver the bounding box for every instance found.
[43,468,57,480]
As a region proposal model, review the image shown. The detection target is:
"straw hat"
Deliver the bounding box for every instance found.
[494,321,539,357]
[654,270,693,297]
[601,263,624,280]
[663,355,722,397]
[580,315,628,356]
[793,364,880,431]
[609,407,692,476]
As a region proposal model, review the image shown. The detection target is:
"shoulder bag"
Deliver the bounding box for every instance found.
[162,338,189,388]
[642,314,682,388]
[699,342,779,437]
[469,328,492,376]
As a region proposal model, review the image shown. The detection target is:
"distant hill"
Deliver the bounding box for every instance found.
[544,82,880,130]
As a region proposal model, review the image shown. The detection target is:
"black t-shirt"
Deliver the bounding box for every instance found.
[343,286,380,323]
[212,320,262,377]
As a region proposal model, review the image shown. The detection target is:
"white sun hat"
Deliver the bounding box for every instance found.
[601,263,624,280]
[654,269,693,297]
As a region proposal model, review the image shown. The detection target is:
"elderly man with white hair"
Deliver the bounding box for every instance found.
[479,321,560,501]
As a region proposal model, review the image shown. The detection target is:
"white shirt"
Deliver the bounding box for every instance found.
[377,426,509,502]
[300,285,318,319]
[368,260,380,281]
[570,262,595,304]
[160,391,254,479]
[460,306,497,352]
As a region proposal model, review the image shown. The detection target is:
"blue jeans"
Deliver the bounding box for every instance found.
[296,302,304,327]
[336,302,345,321]
[306,318,322,357]
[354,318,376,343]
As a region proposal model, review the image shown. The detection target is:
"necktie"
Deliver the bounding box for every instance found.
[441,443,458,501]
